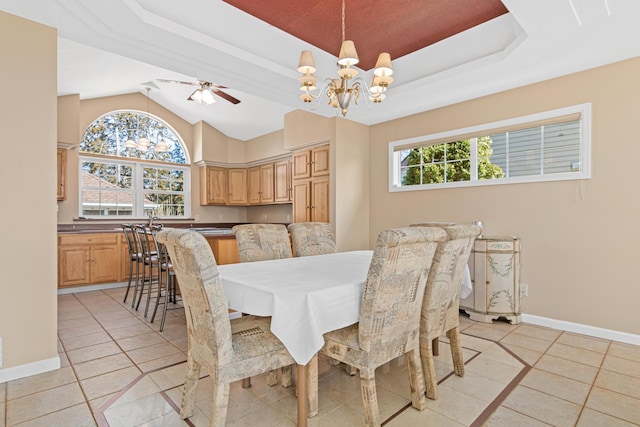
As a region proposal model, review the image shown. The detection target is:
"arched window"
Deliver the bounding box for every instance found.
[79,110,190,218]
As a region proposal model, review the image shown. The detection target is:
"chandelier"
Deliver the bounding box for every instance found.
[296,0,394,116]
[124,87,169,153]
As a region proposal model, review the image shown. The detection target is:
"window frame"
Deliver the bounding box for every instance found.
[388,103,592,192]
[78,110,191,219]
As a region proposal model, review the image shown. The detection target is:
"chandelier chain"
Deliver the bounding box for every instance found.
[341,0,345,42]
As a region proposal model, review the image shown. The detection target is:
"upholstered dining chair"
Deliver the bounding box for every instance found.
[231,223,294,387]
[287,222,336,257]
[319,226,447,427]
[412,223,481,400]
[156,228,297,427]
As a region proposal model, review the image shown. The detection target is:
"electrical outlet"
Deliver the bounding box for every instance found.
[194,214,200,221]
[262,214,268,221]
[286,214,291,222]
[520,283,528,297]
[219,214,223,221]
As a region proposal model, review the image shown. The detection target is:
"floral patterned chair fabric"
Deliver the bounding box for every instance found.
[156,229,296,427]
[287,222,336,257]
[412,223,481,400]
[232,224,293,262]
[319,226,447,427]
[231,223,294,387]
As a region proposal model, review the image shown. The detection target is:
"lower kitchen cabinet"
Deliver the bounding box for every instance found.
[460,236,521,324]
[58,233,121,288]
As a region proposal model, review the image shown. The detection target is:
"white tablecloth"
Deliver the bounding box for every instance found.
[218,251,372,365]
[218,250,472,365]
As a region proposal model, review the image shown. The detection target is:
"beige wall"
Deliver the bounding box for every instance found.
[0,12,58,371]
[369,57,640,336]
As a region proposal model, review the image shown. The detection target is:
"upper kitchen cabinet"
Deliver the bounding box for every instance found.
[274,159,292,203]
[292,145,330,180]
[227,168,248,205]
[248,163,275,205]
[200,166,227,205]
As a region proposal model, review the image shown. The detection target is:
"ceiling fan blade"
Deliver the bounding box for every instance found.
[156,78,197,87]
[213,89,241,104]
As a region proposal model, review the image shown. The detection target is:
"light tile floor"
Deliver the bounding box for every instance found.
[2,287,639,426]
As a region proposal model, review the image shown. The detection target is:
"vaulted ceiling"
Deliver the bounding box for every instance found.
[1,0,639,141]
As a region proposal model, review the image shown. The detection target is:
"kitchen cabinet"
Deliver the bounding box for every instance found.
[199,166,227,205]
[460,236,521,324]
[205,236,240,265]
[227,168,248,205]
[248,163,274,205]
[57,147,67,201]
[292,176,329,223]
[292,144,330,223]
[58,233,121,288]
[274,159,292,203]
[292,144,330,180]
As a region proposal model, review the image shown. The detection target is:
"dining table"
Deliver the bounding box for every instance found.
[216,250,472,426]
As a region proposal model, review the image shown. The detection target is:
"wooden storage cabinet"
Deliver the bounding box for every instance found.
[205,236,240,265]
[292,144,330,223]
[247,164,274,205]
[200,166,227,205]
[227,168,248,205]
[58,233,121,288]
[460,236,521,324]
[57,147,67,201]
[274,159,292,203]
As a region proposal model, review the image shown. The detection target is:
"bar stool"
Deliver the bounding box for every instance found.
[121,224,142,306]
[133,224,161,313]
[149,225,181,331]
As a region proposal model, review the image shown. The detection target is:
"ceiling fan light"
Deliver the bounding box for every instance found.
[154,140,169,153]
[373,52,393,77]
[188,89,203,103]
[297,50,317,74]
[338,40,359,66]
[201,88,216,105]
[124,139,137,149]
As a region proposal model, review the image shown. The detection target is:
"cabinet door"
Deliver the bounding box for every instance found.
[292,180,311,222]
[274,160,291,203]
[89,245,121,284]
[292,150,311,180]
[57,148,67,201]
[200,167,227,205]
[59,246,90,287]
[311,177,330,222]
[311,145,330,176]
[259,163,275,203]
[227,168,248,205]
[247,166,261,204]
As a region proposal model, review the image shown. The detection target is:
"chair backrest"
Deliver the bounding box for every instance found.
[416,224,481,338]
[358,227,447,361]
[287,222,336,257]
[121,224,138,255]
[149,225,169,266]
[232,224,292,262]
[156,229,232,366]
[134,224,161,259]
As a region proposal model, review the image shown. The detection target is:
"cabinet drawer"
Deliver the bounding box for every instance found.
[59,233,119,246]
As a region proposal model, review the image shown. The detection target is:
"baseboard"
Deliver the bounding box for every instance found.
[58,282,127,295]
[0,356,60,383]
[522,314,640,347]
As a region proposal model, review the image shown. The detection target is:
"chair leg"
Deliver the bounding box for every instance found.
[432,337,439,356]
[180,355,200,419]
[406,349,427,411]
[159,274,173,332]
[446,327,465,377]
[420,337,438,400]
[131,260,141,308]
[359,367,380,427]
[307,355,318,417]
[345,364,358,376]
[242,378,251,388]
[150,269,164,325]
[135,261,147,311]
[266,369,278,386]
[280,365,294,388]
[123,258,133,303]
[209,381,230,427]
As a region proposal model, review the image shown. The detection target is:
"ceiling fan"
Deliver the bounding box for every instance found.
[156,79,241,105]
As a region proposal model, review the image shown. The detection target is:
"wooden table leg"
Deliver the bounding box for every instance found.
[297,364,308,426]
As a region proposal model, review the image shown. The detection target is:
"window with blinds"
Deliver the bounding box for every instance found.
[389,104,591,192]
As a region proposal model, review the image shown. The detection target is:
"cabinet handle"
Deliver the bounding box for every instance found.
[85,258,90,262]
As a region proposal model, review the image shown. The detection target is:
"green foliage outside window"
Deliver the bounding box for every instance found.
[401,136,504,185]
